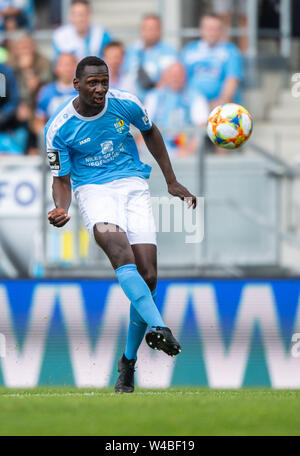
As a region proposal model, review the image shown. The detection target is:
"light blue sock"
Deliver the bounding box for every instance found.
[125,288,158,361]
[116,264,164,329]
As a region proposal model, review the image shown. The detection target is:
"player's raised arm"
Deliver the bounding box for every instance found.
[141,122,197,208]
[48,174,72,227]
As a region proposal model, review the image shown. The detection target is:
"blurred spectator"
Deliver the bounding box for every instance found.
[34,53,77,133]
[124,14,177,100]
[145,62,209,129]
[212,0,248,52]
[144,62,208,158]
[7,33,52,154]
[52,0,112,61]
[8,33,52,105]
[182,13,243,110]
[0,0,33,31]
[0,62,25,155]
[103,41,136,93]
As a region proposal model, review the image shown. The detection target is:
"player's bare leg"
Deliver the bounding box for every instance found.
[93,223,163,329]
[93,224,181,392]
[132,244,157,292]
[93,223,135,268]
[114,245,159,393]
[131,243,181,356]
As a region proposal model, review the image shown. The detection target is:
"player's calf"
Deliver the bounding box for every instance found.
[145,326,182,357]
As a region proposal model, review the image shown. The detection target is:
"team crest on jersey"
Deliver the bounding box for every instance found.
[47,150,61,170]
[114,118,126,134]
[100,141,113,155]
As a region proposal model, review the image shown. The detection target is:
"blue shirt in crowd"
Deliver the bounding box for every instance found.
[182,40,243,102]
[0,0,34,30]
[124,40,178,99]
[36,82,77,121]
[53,24,112,61]
[145,87,192,129]
[45,89,153,190]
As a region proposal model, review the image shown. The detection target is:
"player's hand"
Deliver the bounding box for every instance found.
[48,208,71,227]
[167,181,197,209]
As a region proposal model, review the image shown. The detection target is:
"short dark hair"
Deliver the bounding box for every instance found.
[103,41,124,54]
[75,56,108,79]
[142,13,161,23]
[200,12,223,24]
[71,0,90,8]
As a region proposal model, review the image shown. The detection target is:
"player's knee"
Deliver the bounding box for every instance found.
[141,268,157,291]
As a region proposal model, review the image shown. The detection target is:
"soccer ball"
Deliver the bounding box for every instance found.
[207,103,253,149]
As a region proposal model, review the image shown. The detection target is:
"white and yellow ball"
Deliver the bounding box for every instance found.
[207,103,253,149]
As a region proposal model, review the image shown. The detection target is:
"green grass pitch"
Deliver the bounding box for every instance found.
[0,387,300,436]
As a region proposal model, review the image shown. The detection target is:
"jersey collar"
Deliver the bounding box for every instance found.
[70,96,108,121]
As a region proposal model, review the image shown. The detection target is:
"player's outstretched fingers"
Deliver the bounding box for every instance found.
[184,195,197,209]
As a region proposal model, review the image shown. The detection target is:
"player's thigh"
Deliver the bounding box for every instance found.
[75,183,128,237]
[93,223,135,270]
[132,243,157,291]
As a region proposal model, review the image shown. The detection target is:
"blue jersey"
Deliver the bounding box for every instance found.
[182,40,243,102]
[53,24,112,61]
[45,89,152,190]
[0,0,34,30]
[145,87,191,129]
[36,82,77,121]
[124,40,178,100]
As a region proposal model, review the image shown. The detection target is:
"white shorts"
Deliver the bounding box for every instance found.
[74,177,157,245]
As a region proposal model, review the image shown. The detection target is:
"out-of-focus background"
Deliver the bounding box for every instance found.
[1,0,300,279]
[1,1,300,389]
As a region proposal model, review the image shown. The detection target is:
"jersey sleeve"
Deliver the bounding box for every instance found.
[45,128,71,177]
[126,94,152,132]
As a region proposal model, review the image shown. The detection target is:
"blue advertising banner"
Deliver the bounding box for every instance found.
[0,279,300,388]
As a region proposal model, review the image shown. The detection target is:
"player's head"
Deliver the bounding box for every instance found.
[13,33,35,57]
[55,53,77,85]
[103,41,125,73]
[141,14,161,48]
[161,62,186,92]
[199,13,224,46]
[74,56,109,109]
[70,0,91,35]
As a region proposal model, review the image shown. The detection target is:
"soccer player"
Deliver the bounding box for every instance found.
[45,56,196,393]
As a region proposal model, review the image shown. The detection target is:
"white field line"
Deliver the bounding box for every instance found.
[0,391,206,398]
[0,390,297,399]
